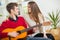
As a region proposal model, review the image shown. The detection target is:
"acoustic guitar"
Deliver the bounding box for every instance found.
[2,21,51,40]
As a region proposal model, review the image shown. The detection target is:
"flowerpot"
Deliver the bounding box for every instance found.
[46,27,60,40]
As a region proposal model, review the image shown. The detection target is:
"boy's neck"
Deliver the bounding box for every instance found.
[9,13,16,20]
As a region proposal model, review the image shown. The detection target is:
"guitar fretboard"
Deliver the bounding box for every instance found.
[20,24,42,33]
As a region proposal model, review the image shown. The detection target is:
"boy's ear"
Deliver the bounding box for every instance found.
[11,9,13,13]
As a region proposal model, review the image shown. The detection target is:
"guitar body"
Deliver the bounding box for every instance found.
[2,26,27,40]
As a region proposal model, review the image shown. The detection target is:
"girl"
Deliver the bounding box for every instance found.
[27,1,55,40]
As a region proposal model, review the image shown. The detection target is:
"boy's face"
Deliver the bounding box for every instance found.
[11,6,19,15]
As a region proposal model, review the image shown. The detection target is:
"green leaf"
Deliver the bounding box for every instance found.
[48,10,60,29]
[0,15,2,16]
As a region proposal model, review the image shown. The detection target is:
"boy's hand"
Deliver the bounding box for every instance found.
[8,31,19,37]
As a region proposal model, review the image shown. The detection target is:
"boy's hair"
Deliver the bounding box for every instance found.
[6,3,18,13]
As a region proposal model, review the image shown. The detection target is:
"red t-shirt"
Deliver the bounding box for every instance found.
[0,16,28,38]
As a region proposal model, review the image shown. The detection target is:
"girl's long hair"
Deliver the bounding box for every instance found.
[28,1,43,24]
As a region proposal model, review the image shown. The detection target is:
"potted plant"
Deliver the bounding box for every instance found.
[48,10,60,29]
[47,10,60,40]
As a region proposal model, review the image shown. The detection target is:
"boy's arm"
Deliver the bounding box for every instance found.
[0,22,8,38]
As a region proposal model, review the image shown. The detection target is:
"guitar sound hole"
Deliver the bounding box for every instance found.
[17,38,22,40]
[17,31,21,34]
[17,38,25,40]
[17,37,26,40]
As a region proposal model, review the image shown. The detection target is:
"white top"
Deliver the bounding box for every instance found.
[22,13,51,37]
[23,13,44,36]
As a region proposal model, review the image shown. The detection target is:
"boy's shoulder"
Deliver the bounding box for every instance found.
[2,18,10,24]
[18,15,25,19]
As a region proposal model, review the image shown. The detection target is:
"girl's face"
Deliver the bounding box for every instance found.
[28,4,31,13]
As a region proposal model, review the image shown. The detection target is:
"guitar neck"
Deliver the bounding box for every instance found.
[20,24,42,33]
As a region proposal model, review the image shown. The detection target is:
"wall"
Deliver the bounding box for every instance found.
[34,0,60,21]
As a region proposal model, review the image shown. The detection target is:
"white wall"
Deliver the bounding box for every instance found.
[0,0,7,24]
[34,0,60,21]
